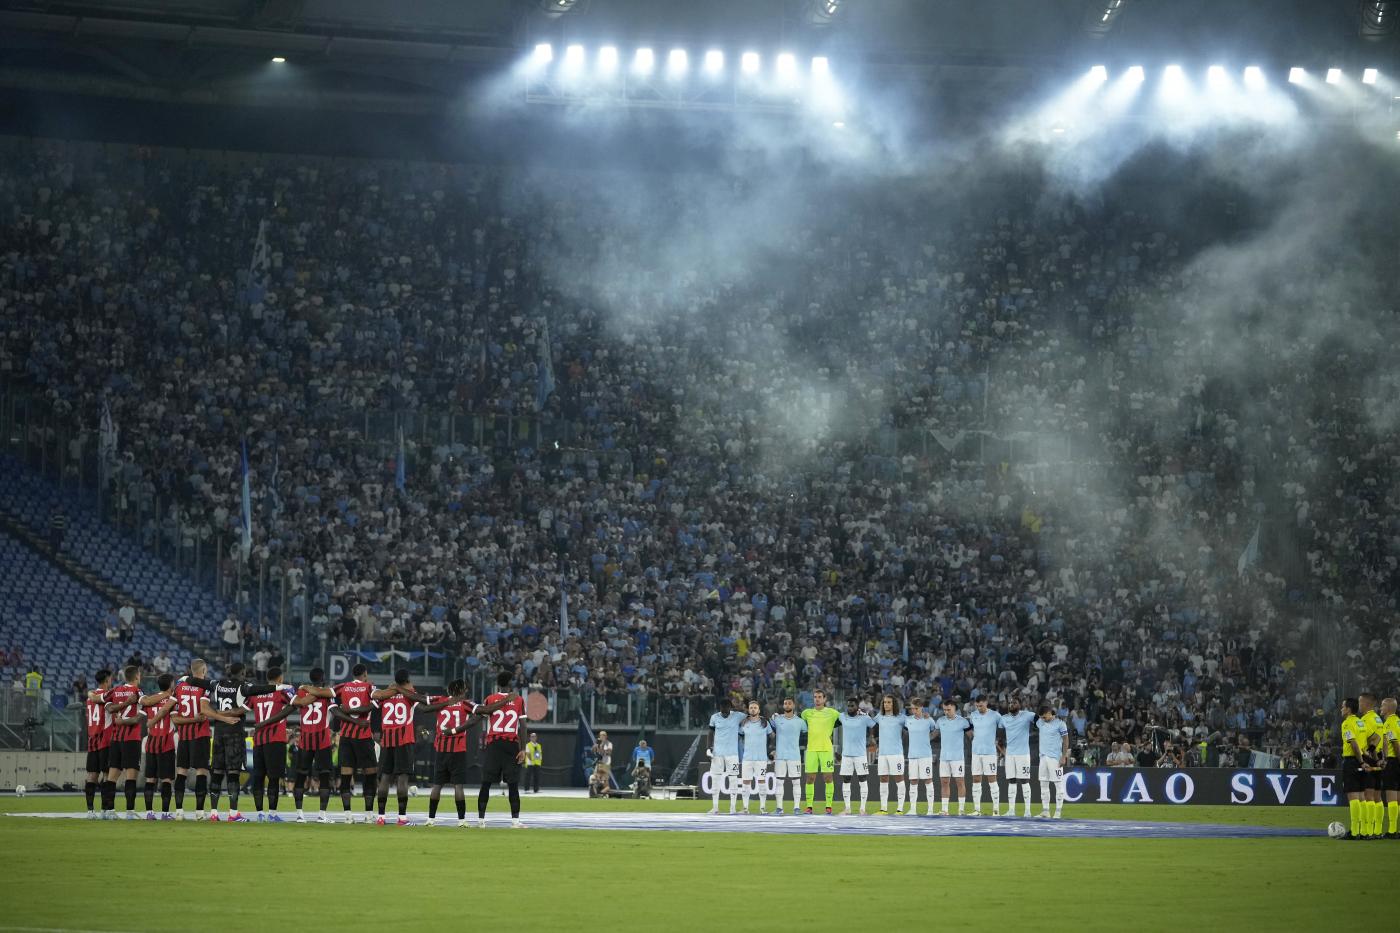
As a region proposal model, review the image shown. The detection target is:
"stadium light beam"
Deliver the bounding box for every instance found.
[776,52,797,81]
[812,56,830,78]
[1090,65,1109,83]
[1326,68,1342,84]
[634,47,654,74]
[741,51,760,74]
[598,46,619,73]
[1244,66,1265,89]
[1288,67,1305,84]
[1207,65,1228,88]
[1161,64,1188,100]
[668,49,688,75]
[1363,68,1379,84]
[533,43,554,65]
[1125,65,1145,83]
[270,56,286,64]
[563,44,585,70]
[704,50,724,74]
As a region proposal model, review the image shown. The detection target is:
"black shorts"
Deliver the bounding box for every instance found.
[109,740,141,771]
[211,732,245,773]
[144,749,176,781]
[1384,760,1400,793]
[380,744,415,777]
[432,750,468,786]
[340,737,377,772]
[85,745,109,775]
[1342,759,1365,794]
[482,740,521,784]
[297,746,334,776]
[177,735,211,771]
[1364,767,1384,792]
[252,742,287,781]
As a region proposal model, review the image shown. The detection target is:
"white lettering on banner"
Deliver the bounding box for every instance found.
[1122,772,1153,803]
[1063,769,1084,802]
[1095,769,1112,802]
[1163,772,1194,803]
[1231,772,1254,804]
[698,772,780,795]
[1311,774,1337,806]
[1265,773,1296,803]
[328,655,351,682]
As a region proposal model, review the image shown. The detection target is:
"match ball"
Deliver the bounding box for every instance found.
[13,784,24,797]
[408,785,420,797]
[1327,821,1347,839]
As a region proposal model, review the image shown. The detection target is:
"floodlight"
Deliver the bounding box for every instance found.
[564,45,585,68]
[1125,65,1145,83]
[812,56,830,77]
[1207,65,1227,87]
[1326,68,1341,84]
[270,57,286,64]
[1243,66,1265,89]
[668,49,688,73]
[598,46,618,72]
[1362,68,1378,85]
[704,50,724,74]
[1089,65,1108,83]
[776,53,797,78]
[1288,67,1305,84]
[741,52,760,74]
[634,48,654,74]
[533,43,554,65]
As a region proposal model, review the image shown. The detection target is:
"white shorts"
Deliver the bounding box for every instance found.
[839,756,869,777]
[939,760,965,778]
[774,759,801,779]
[740,760,768,781]
[877,755,905,777]
[908,757,934,780]
[1038,757,1063,781]
[1004,754,1031,781]
[970,754,998,777]
[709,755,740,776]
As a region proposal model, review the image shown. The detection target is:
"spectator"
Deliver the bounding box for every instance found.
[153,651,172,676]
[252,645,271,681]
[592,731,613,770]
[220,613,242,661]
[117,604,136,644]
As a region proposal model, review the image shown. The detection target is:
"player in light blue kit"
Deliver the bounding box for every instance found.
[935,700,970,815]
[967,696,1004,816]
[873,695,907,814]
[1036,705,1070,818]
[998,695,1037,816]
[770,697,807,814]
[903,697,938,815]
[837,698,876,815]
[706,697,746,815]
[738,700,774,814]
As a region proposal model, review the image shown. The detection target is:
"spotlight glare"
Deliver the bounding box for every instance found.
[832,120,845,129]
[741,51,760,74]
[1089,65,1108,83]
[1326,68,1341,84]
[270,56,286,64]
[668,49,688,73]
[1362,68,1378,85]
[812,56,830,77]
[1207,65,1227,86]
[564,44,585,68]
[1125,65,1145,83]
[1164,64,1184,81]
[1288,67,1304,84]
[598,46,618,72]
[776,52,797,79]
[533,43,553,65]
[1243,66,1265,88]
[704,50,724,74]
[634,47,654,74]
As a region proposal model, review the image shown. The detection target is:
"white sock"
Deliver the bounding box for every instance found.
[1023,784,1034,816]
[896,781,907,810]
[1005,783,1017,814]
[958,790,966,814]
[989,782,1000,814]
[1040,782,1051,810]
[790,779,802,806]
[858,780,869,810]
[711,776,721,810]
[879,782,889,810]
[972,782,983,812]
[1055,777,1066,814]
[741,786,751,811]
[941,789,949,814]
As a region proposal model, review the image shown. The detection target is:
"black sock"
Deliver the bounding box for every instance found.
[339,773,353,811]
[84,780,96,811]
[362,774,376,810]
[174,773,187,809]
[456,794,467,820]
[194,773,208,810]
[252,780,264,813]
[161,782,172,812]
[428,793,440,819]
[144,782,155,811]
[208,773,224,810]
[101,780,116,810]
[398,794,409,817]
[268,784,280,811]
[507,783,521,819]
[294,775,305,810]
[123,779,137,811]
[319,773,332,811]
[477,784,491,819]
[226,775,240,811]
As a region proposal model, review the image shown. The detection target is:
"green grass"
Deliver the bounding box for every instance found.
[0,795,1387,932]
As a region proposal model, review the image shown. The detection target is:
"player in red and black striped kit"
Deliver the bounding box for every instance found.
[83,669,113,818]
[333,664,379,823]
[102,665,145,819]
[372,669,421,825]
[290,667,337,823]
[140,673,178,819]
[422,680,478,827]
[169,658,237,820]
[243,667,303,822]
[478,670,528,829]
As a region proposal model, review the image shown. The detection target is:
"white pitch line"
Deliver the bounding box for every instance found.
[0,926,143,933]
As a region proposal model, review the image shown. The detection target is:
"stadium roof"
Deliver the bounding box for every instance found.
[0,1,1391,113]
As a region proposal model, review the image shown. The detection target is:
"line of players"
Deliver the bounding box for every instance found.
[706,690,1071,818]
[83,661,529,827]
[1339,693,1400,840]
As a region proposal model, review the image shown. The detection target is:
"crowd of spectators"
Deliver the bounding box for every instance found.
[2,135,1398,764]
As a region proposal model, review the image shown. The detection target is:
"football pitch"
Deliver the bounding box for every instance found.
[0,795,1384,932]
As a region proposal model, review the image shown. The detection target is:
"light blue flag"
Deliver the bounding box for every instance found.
[240,439,252,558]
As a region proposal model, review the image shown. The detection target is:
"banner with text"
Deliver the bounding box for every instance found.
[1062,767,1342,807]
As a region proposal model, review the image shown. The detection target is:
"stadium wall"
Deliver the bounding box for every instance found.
[0,750,86,791]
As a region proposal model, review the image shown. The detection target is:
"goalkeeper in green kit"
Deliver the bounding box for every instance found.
[800,689,841,814]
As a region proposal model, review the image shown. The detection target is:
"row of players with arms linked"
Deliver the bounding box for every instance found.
[706,689,1071,818]
[83,660,529,827]
[1339,693,1400,840]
